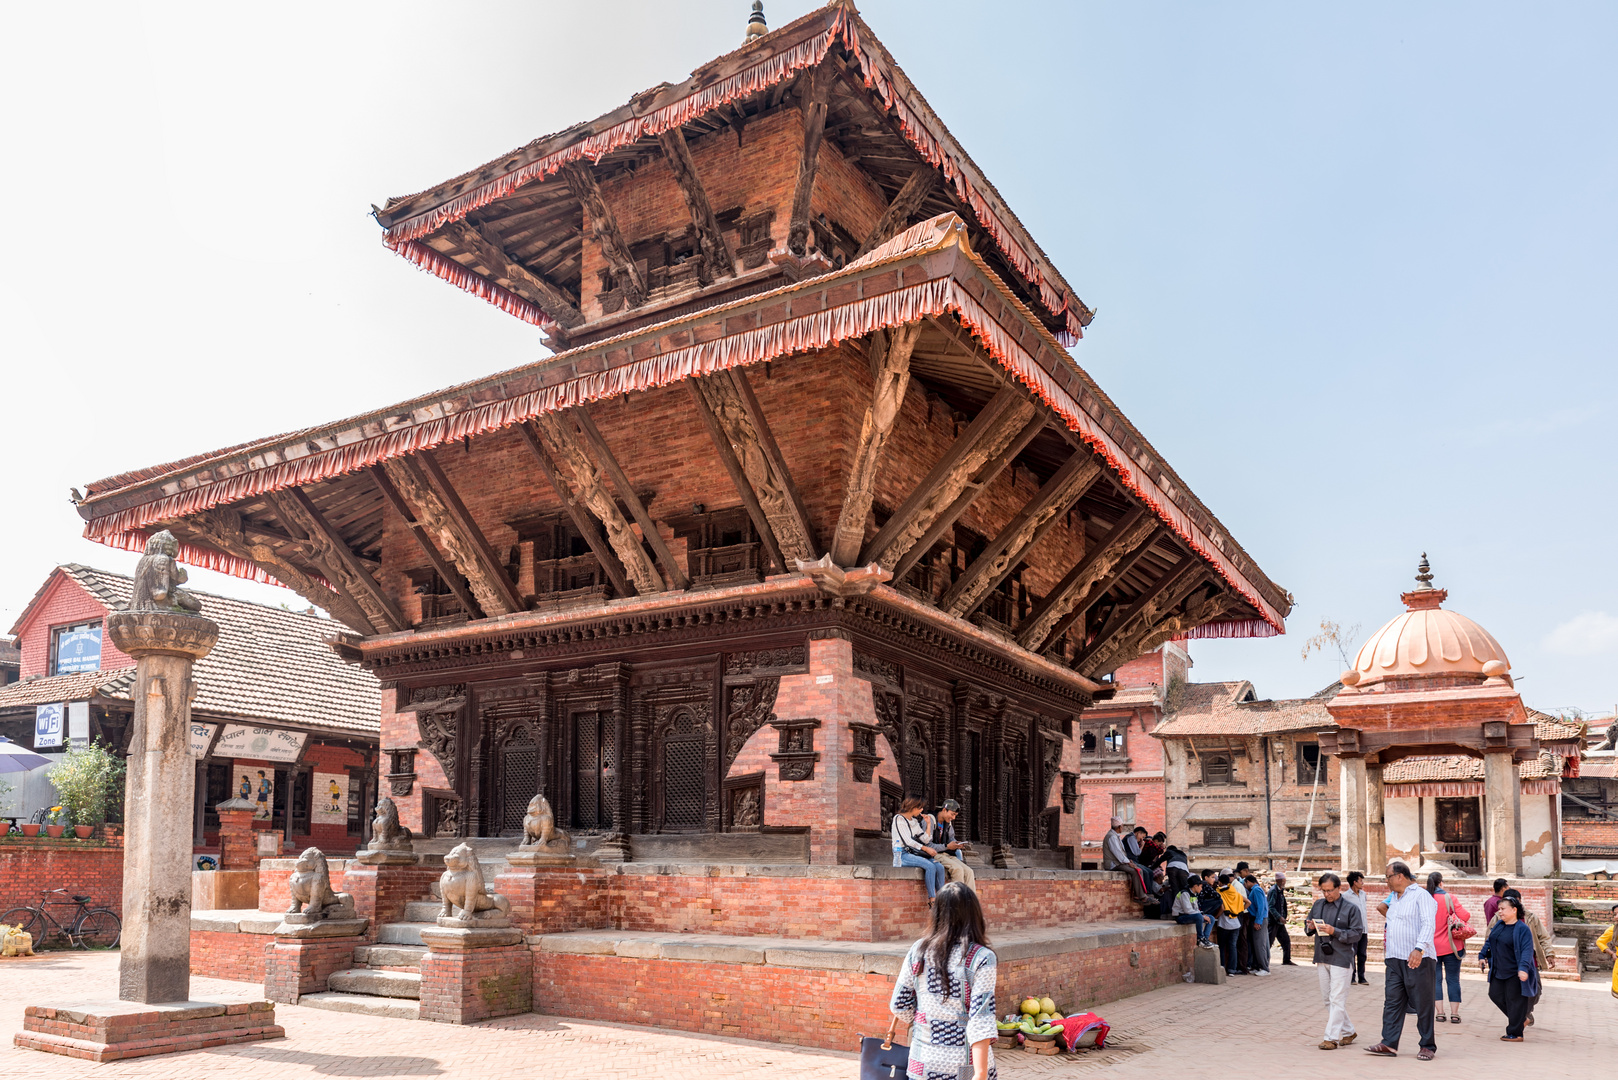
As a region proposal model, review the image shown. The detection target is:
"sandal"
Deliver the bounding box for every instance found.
[1435,1015,1447,1023]
[1450,1015,1461,1024]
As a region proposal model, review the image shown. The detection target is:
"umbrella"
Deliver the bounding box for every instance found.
[0,736,52,773]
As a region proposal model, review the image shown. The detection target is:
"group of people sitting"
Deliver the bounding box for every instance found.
[1100,816,1181,906]
[1168,863,1292,975]
[890,797,977,898]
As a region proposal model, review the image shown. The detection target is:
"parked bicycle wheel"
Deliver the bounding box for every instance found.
[73,909,121,950]
[0,907,44,943]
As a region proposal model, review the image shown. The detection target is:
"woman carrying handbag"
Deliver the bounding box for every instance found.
[868,882,997,1080]
[1425,871,1474,1024]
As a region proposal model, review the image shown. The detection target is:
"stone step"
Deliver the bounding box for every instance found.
[297,992,420,1021]
[404,901,444,922]
[327,968,421,999]
[353,944,427,969]
[376,922,436,946]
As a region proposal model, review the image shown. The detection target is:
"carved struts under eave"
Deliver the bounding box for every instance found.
[857,164,939,258]
[830,323,924,566]
[1015,510,1154,654]
[514,420,634,599]
[439,220,583,330]
[563,163,647,308]
[656,125,736,282]
[381,455,521,617]
[786,63,834,257]
[268,488,406,633]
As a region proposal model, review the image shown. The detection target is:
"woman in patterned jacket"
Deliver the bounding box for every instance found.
[889,881,997,1080]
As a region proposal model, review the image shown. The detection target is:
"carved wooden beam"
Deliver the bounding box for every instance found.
[890,412,1046,583]
[1078,564,1209,678]
[655,126,735,281]
[514,421,634,598]
[181,508,376,634]
[829,323,924,565]
[269,488,407,633]
[689,371,817,565]
[861,384,1038,570]
[441,220,584,329]
[1032,523,1165,654]
[786,64,834,257]
[562,162,647,307]
[369,464,484,620]
[1016,507,1152,652]
[1120,587,1237,668]
[381,454,521,616]
[685,378,786,573]
[856,164,939,257]
[570,407,688,590]
[531,414,664,595]
[939,451,1103,619]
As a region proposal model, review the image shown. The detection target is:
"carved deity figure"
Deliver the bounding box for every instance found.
[519,793,571,852]
[437,843,511,926]
[367,797,414,851]
[286,847,356,920]
[1600,720,1618,752]
[128,530,203,614]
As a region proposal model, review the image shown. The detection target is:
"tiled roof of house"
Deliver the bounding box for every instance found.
[1151,680,1342,738]
[1383,750,1563,784]
[0,566,379,736]
[1525,709,1585,744]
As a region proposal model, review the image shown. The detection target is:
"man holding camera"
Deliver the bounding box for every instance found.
[1306,872,1367,1050]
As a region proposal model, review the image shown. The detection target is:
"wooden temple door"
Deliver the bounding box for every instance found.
[960,730,982,842]
[1436,797,1482,870]
[497,724,540,835]
[653,706,708,832]
[571,709,616,831]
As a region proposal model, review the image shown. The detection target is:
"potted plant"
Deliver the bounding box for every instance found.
[20,822,41,838]
[45,806,67,838]
[47,741,125,841]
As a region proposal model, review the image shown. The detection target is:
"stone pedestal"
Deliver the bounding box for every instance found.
[263,920,369,1003]
[1483,750,1523,876]
[1337,755,1369,874]
[16,1000,283,1062]
[418,926,530,1024]
[215,798,261,872]
[495,853,607,934]
[106,610,219,1005]
[343,862,439,942]
[1192,942,1226,985]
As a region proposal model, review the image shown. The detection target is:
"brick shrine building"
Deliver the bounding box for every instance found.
[0,564,380,855]
[1071,643,1184,856]
[68,3,1296,1036]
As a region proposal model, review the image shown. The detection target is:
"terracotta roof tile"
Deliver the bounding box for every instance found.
[0,669,135,710]
[1152,680,1341,737]
[1383,751,1563,784]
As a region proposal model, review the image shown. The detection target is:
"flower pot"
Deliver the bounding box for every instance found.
[74,825,94,839]
[20,824,40,838]
[45,825,65,838]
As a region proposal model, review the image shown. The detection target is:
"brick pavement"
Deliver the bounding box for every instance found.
[1,951,1612,1077]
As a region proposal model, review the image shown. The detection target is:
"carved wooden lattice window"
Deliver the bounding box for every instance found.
[572,711,615,830]
[1201,753,1234,785]
[500,725,538,835]
[1203,826,1235,848]
[670,508,763,587]
[405,568,463,624]
[511,513,612,600]
[659,708,706,831]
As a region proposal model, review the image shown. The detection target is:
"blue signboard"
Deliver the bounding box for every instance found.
[55,628,102,674]
[35,703,63,749]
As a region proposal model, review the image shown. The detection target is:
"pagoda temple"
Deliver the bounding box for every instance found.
[74,2,1289,871]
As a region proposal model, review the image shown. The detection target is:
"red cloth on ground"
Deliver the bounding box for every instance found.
[1055,1012,1109,1050]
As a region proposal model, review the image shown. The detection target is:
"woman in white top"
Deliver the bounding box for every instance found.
[891,796,947,900]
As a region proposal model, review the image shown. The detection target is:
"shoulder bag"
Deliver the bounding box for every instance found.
[1443,893,1476,951]
[861,943,983,1080]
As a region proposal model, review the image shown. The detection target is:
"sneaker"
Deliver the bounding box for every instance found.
[1252,970,1271,977]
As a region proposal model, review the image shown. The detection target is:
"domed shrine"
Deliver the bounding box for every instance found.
[1320,557,1543,876]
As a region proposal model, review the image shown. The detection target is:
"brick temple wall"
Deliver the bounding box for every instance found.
[191,929,271,983]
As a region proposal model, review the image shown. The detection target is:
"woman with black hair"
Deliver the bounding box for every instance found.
[891,797,947,900]
[1478,895,1540,1042]
[888,881,997,1080]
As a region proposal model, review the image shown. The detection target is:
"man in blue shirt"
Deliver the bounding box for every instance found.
[1244,873,1271,975]
[1364,861,1438,1060]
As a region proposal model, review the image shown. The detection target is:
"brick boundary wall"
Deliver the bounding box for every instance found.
[191,929,272,983]
[265,936,365,1003]
[1562,820,1618,854]
[531,930,1192,1052]
[0,840,123,935]
[420,944,532,1024]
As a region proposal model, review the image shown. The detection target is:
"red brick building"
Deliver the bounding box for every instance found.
[0,565,380,854]
[70,5,1289,869]
[1074,643,1184,860]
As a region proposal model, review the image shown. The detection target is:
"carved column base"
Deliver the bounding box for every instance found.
[418,936,531,1025]
[592,833,631,863]
[991,844,1021,869]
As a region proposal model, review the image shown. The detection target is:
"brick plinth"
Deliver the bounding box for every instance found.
[190,929,272,983]
[420,944,532,1024]
[216,808,259,872]
[339,863,439,940]
[264,935,365,1003]
[15,1000,282,1062]
[494,864,611,934]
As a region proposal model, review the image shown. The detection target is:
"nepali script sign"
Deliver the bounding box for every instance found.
[213,724,307,763]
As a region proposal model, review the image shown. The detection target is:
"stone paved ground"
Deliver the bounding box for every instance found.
[0,952,1611,1078]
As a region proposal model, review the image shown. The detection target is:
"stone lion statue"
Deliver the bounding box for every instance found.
[367,796,414,851]
[287,847,355,920]
[128,530,203,614]
[437,842,511,927]
[519,793,571,852]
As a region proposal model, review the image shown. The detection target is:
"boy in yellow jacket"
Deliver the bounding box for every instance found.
[1598,904,1618,999]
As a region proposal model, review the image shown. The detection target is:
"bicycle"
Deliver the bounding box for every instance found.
[1,888,122,950]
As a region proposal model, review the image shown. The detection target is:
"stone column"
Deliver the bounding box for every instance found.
[1337,754,1368,875]
[106,609,219,1004]
[1365,761,1386,868]
[1482,750,1522,876]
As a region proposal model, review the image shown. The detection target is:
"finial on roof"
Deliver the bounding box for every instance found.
[1414,552,1434,591]
[744,1,767,43]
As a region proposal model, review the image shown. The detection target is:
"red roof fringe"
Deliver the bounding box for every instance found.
[82,249,1282,633]
[101,529,291,589]
[379,7,1086,344]
[395,240,555,330]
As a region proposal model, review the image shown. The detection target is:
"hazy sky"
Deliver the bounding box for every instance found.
[3,3,1613,716]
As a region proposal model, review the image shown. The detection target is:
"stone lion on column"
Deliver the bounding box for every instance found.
[286,847,356,921]
[436,843,511,928]
[519,793,572,853]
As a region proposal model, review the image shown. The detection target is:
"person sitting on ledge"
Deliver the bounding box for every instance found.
[1172,877,1216,948]
[892,797,946,902]
[1102,816,1155,908]
[928,799,975,893]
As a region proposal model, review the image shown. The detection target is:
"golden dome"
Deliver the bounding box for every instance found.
[1340,556,1511,687]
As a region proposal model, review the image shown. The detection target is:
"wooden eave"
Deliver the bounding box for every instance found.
[78,214,1290,637]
